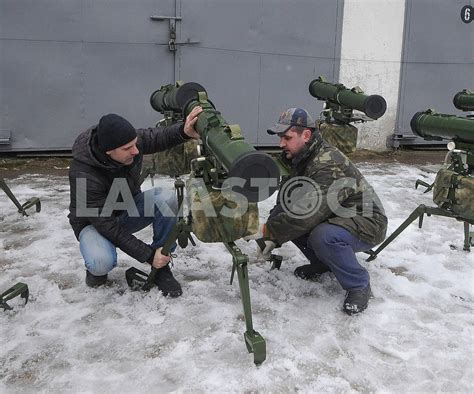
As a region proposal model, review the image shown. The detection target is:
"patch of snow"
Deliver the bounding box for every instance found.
[0,163,472,392]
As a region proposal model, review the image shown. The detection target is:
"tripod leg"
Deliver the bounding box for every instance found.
[225,242,266,365]
[463,222,472,252]
[125,223,182,290]
[1,283,29,311]
[366,205,427,262]
[0,178,28,216]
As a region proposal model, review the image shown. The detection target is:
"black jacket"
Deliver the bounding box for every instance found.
[68,122,189,263]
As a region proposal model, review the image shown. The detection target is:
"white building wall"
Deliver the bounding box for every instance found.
[339,0,406,151]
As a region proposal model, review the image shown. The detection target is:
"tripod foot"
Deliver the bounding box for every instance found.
[244,330,266,365]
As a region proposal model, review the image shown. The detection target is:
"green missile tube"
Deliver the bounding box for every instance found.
[453,89,474,112]
[410,109,474,143]
[150,82,279,202]
[308,76,387,119]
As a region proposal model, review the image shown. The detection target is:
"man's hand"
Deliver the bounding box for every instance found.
[183,106,203,139]
[243,223,277,259]
[243,223,266,241]
[257,240,277,259]
[151,247,171,269]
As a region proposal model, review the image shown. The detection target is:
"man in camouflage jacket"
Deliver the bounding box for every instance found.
[246,108,387,315]
[68,108,201,296]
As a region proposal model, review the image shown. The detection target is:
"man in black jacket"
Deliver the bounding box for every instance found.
[68,108,202,296]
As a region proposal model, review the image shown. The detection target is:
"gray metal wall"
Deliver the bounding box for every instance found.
[396,0,474,139]
[0,0,175,151]
[178,0,344,145]
[0,0,343,151]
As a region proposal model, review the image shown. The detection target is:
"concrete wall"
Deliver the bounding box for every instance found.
[339,0,406,151]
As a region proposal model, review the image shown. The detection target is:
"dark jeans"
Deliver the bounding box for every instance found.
[292,222,372,290]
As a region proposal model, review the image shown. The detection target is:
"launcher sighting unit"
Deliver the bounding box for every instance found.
[127,81,280,365]
[367,90,474,261]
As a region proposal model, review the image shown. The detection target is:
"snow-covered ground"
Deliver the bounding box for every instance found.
[0,163,472,392]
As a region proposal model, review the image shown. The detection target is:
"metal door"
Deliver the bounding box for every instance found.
[0,0,176,152]
[0,0,343,151]
[177,0,344,145]
[394,0,474,147]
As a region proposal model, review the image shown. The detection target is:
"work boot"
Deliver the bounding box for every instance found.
[153,264,182,298]
[343,284,372,315]
[85,270,108,288]
[294,264,330,280]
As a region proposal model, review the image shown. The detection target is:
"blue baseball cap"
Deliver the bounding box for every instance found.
[267,108,316,136]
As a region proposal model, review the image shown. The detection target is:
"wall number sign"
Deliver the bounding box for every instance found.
[461,5,473,23]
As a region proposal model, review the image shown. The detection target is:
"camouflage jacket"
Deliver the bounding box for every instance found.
[266,134,388,246]
[68,122,189,263]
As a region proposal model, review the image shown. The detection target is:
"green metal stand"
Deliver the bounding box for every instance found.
[125,217,195,291]
[464,221,474,251]
[126,174,266,364]
[1,282,29,311]
[415,179,434,193]
[225,242,266,365]
[366,204,474,261]
[125,178,194,291]
[0,177,41,216]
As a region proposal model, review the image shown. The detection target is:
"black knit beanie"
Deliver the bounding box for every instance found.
[97,114,137,152]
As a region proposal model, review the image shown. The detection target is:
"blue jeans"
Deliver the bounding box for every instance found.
[79,187,178,276]
[292,223,373,290]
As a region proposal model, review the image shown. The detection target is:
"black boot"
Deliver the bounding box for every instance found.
[294,264,330,280]
[153,265,182,298]
[343,284,372,315]
[85,270,108,288]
